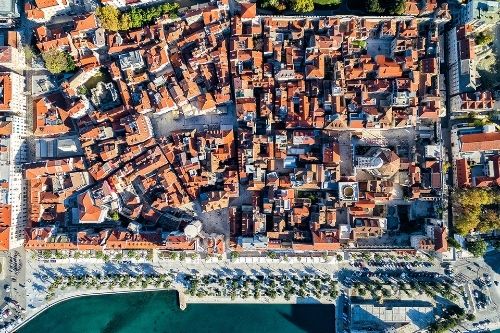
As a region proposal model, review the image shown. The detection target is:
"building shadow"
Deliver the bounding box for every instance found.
[279,300,335,333]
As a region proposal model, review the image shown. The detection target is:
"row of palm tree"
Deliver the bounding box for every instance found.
[183,273,339,301]
[36,249,153,262]
[352,279,459,302]
[45,273,174,301]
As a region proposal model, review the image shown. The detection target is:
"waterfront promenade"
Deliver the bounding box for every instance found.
[16,273,336,332]
[16,251,455,333]
[17,254,344,332]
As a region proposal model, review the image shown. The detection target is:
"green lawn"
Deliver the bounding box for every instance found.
[313,0,342,6]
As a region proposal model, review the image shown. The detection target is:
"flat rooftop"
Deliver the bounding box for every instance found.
[0,0,19,16]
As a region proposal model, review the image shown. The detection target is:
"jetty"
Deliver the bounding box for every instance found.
[177,288,187,310]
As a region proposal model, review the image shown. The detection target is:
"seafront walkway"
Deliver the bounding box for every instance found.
[20,254,346,328]
[18,251,448,333]
[17,271,337,332]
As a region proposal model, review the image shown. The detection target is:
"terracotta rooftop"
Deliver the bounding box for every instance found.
[0,74,12,111]
[34,0,58,9]
[460,132,500,152]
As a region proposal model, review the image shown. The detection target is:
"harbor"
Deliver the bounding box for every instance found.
[16,291,336,333]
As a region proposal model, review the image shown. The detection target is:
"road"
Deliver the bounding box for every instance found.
[441,20,455,231]
[0,248,27,331]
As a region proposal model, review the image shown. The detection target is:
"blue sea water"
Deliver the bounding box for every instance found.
[18,291,335,333]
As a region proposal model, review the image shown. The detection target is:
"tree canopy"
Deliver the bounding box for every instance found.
[260,0,286,11]
[109,211,120,221]
[453,188,500,235]
[95,5,121,31]
[467,239,487,257]
[41,49,76,74]
[292,0,314,12]
[366,0,406,15]
[388,0,406,15]
[478,209,500,232]
[447,237,461,249]
[367,0,383,13]
[475,31,494,45]
[96,3,179,31]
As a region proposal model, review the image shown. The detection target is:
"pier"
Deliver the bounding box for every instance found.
[177,288,187,310]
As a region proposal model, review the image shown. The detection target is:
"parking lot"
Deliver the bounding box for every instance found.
[0,249,27,331]
[449,252,500,332]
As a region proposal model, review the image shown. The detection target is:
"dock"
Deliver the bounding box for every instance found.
[177,288,187,310]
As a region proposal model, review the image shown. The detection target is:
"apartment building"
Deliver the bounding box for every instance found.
[0,71,27,249]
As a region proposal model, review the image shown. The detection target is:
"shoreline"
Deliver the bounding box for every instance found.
[184,294,335,305]
[13,287,333,332]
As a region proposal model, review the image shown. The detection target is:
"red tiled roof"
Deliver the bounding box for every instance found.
[460,132,500,152]
[456,158,470,187]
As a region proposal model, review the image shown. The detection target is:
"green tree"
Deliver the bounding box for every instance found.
[467,239,487,257]
[389,0,406,15]
[167,252,178,260]
[475,31,494,45]
[473,119,484,127]
[262,0,280,9]
[367,0,383,13]
[267,251,278,259]
[447,237,461,250]
[454,188,495,207]
[455,208,481,235]
[230,251,240,260]
[478,209,500,232]
[24,46,36,63]
[129,8,143,28]
[453,188,499,235]
[77,86,88,96]
[109,211,120,221]
[292,0,314,12]
[442,162,451,173]
[41,49,75,74]
[96,5,121,31]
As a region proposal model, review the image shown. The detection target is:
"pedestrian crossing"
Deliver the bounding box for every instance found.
[454,272,469,284]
